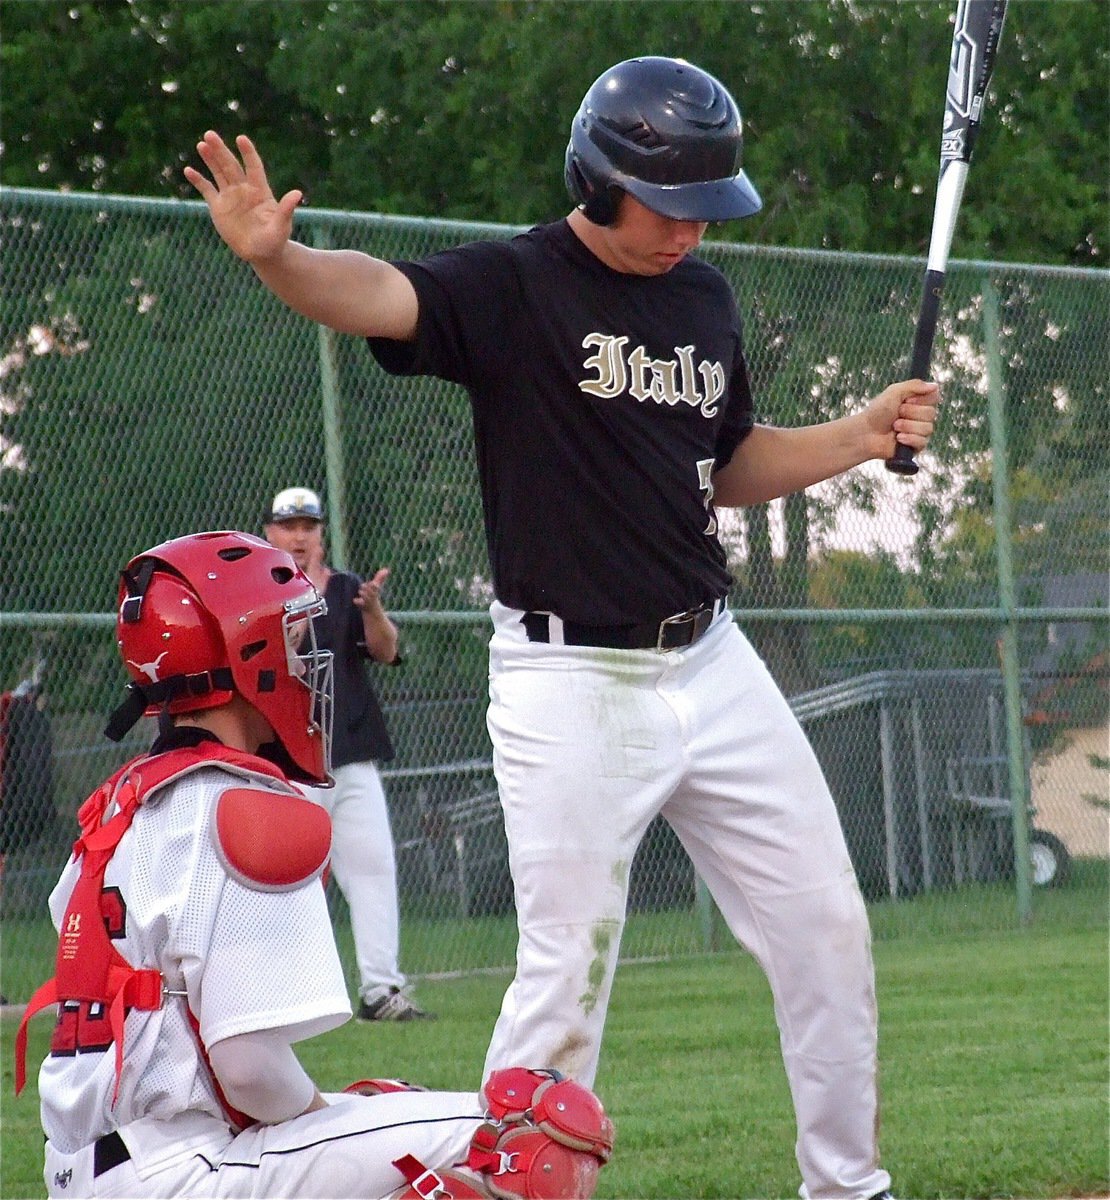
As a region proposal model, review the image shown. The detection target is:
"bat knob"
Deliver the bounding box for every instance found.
[884,450,920,477]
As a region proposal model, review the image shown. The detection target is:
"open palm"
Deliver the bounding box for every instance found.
[184,132,302,263]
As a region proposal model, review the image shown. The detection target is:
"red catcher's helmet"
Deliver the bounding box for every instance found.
[105,531,333,785]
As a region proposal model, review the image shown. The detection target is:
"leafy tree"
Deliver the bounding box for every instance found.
[807,550,928,675]
[2,1,1106,699]
[2,1,1105,263]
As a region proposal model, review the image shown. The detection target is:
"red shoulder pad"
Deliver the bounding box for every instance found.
[213,788,331,891]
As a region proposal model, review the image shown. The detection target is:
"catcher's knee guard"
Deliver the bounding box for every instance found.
[468,1068,613,1199]
[392,1068,614,1200]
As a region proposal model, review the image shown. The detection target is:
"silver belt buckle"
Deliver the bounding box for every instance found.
[656,601,718,652]
[656,608,697,653]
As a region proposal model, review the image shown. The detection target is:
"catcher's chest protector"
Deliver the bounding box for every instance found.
[13,744,289,1099]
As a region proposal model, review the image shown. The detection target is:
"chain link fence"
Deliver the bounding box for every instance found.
[1,187,1106,1003]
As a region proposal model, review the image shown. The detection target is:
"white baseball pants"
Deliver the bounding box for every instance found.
[44,1090,483,1198]
[303,761,406,1002]
[482,602,890,1200]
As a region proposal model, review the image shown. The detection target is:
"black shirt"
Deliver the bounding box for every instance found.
[369,218,754,626]
[315,572,395,767]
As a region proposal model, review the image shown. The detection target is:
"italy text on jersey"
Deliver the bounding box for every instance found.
[578,334,726,417]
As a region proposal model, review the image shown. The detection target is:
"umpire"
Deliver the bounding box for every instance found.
[264,487,432,1022]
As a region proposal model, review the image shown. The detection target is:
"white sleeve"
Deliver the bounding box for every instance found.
[178,816,351,1048]
[208,1029,317,1124]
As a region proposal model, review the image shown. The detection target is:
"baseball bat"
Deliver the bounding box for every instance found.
[886,0,1009,476]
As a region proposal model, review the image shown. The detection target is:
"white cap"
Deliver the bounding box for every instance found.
[267,486,324,524]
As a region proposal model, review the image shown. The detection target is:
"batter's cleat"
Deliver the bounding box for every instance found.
[357,987,436,1022]
[868,1191,895,1199]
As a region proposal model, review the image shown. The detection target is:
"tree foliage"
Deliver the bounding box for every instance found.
[2,2,1106,697]
[2,0,1106,264]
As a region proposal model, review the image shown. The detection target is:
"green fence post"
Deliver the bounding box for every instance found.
[311,223,350,571]
[695,876,719,952]
[982,277,1033,925]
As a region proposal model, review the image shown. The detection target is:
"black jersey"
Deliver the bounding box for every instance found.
[317,572,395,767]
[368,219,754,626]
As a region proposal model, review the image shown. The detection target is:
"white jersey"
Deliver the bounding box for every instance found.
[39,762,351,1156]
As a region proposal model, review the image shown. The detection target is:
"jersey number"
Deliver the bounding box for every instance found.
[697,458,718,536]
[50,887,127,1058]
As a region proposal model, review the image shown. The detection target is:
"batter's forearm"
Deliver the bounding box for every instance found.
[251,242,418,340]
[713,416,873,506]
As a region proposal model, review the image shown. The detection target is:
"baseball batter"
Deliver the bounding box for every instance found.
[185,56,937,1199]
[16,533,613,1199]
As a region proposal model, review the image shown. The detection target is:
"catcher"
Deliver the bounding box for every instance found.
[14,531,613,1199]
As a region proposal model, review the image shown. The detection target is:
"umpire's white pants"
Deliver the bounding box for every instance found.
[482,602,890,1200]
[303,761,405,1002]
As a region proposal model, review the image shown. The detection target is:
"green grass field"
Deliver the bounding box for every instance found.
[2,865,1106,1199]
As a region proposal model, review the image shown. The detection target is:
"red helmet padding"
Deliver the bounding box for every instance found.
[213,788,331,890]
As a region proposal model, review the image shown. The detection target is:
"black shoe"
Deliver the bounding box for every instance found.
[356,987,435,1022]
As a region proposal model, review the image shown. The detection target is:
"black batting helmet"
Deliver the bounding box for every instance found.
[565,56,762,226]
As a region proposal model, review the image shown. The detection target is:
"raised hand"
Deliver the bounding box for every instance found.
[354,569,391,613]
[184,132,302,264]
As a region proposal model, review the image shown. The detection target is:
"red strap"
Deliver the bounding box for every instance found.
[105,963,164,1104]
[393,1156,447,1199]
[14,977,60,1095]
[343,1078,424,1096]
[393,1155,427,1183]
[75,744,290,840]
[465,1122,503,1174]
[107,982,130,1105]
[466,1149,503,1175]
[76,777,127,842]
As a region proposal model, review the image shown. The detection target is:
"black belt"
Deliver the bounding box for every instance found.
[522,598,726,652]
[93,1131,131,1178]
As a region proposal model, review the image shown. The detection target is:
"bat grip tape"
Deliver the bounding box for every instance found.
[910,270,946,381]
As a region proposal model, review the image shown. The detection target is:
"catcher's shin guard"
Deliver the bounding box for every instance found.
[393,1068,614,1200]
[342,1077,428,1096]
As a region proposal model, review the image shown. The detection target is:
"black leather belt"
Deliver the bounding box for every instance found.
[93,1131,131,1178]
[522,598,726,652]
